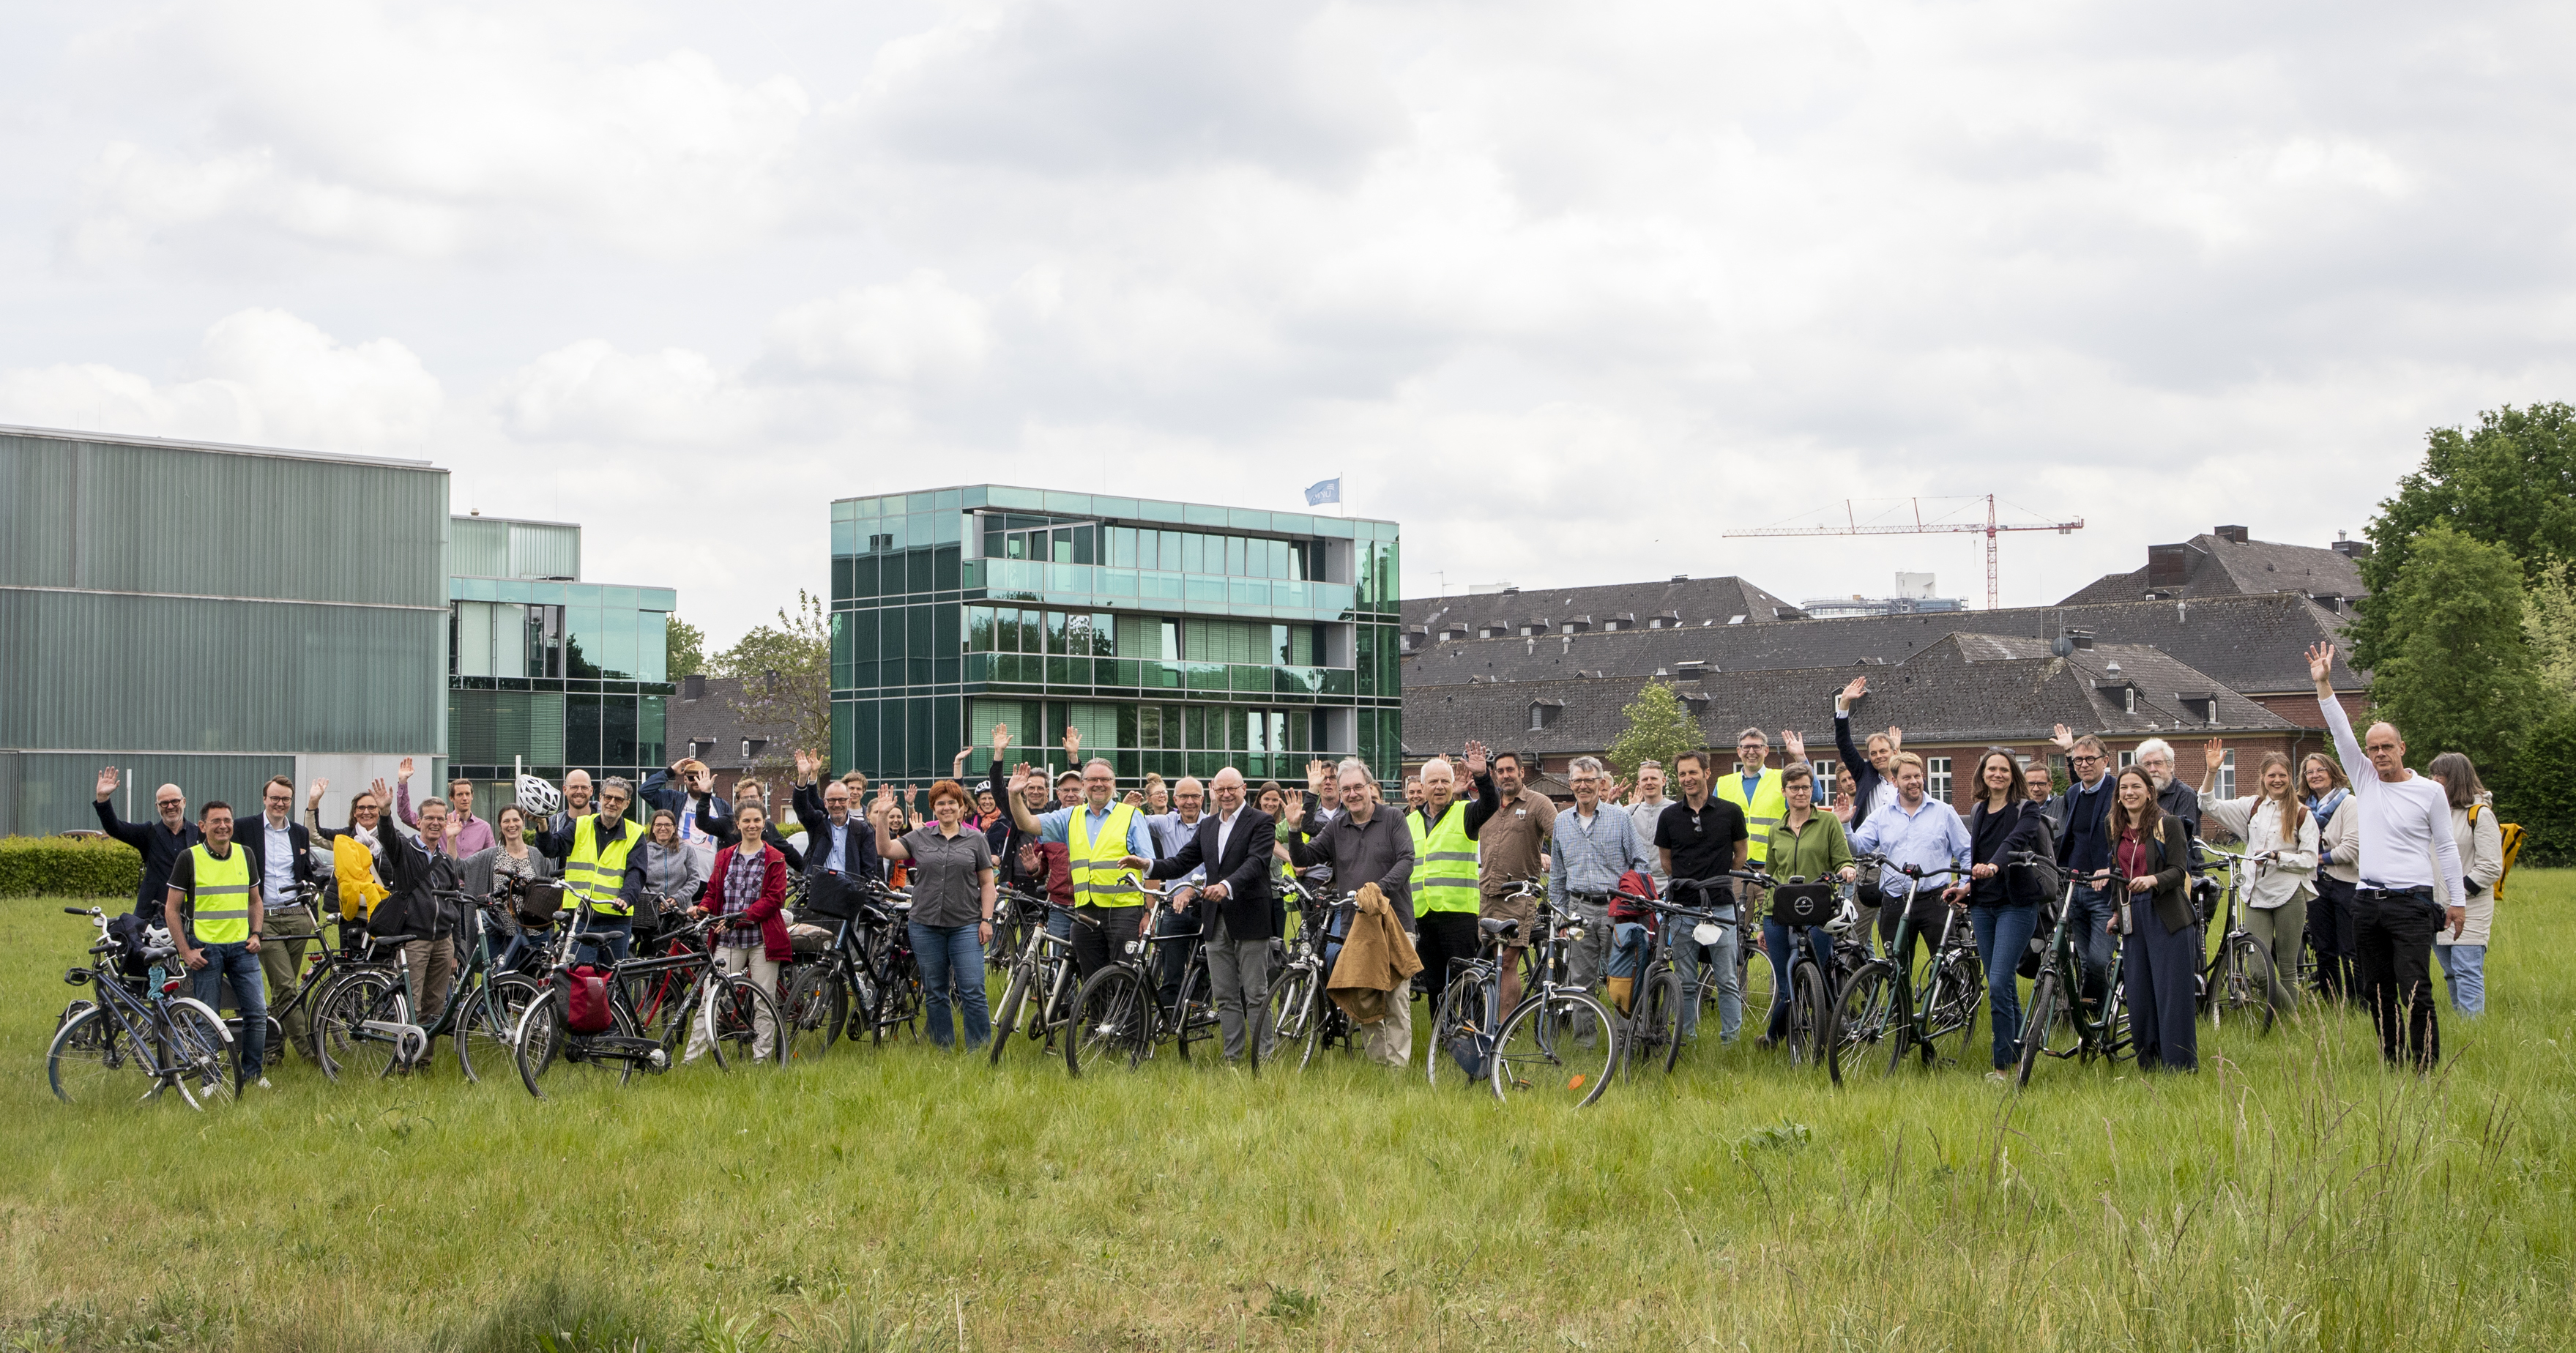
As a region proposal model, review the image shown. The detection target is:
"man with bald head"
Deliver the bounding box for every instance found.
[94,766,203,922]
[1407,754,1484,1019]
[1281,758,1418,1066]
[2311,643,2464,1069]
[1132,766,1278,1060]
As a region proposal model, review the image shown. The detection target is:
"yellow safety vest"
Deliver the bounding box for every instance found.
[185,843,253,944]
[1066,801,1145,909]
[565,814,643,917]
[1410,800,1478,914]
[1718,769,1788,867]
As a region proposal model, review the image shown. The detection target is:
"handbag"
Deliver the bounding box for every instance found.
[1607,868,1659,924]
[803,869,861,921]
[514,879,565,931]
[1771,882,1834,928]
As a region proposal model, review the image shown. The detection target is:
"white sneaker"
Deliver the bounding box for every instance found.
[1984,1070,2012,1084]
[256,1077,275,1090]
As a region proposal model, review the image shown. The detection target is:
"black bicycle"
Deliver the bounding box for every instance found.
[1833,859,1982,1075]
[47,907,238,1108]
[1062,877,1231,1076]
[986,888,1085,1066]
[2011,851,2133,1087]
[1275,881,1368,1070]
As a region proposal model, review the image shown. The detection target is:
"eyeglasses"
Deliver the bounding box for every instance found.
[2069,755,2103,764]
[155,798,184,807]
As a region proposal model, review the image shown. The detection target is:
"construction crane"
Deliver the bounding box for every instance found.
[1722,495,2084,611]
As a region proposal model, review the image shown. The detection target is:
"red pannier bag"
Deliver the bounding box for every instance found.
[566,965,614,1034]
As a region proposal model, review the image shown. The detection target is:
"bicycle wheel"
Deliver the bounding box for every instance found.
[48,1004,150,1106]
[987,962,1034,1067]
[1424,973,1489,1088]
[311,971,398,1083]
[513,988,636,1099]
[704,974,785,1069]
[874,951,923,1045]
[1785,962,1831,1072]
[2216,933,2277,1035]
[1172,962,1216,1062]
[1491,991,1617,1107]
[1631,967,1683,1077]
[1837,961,1894,1056]
[1738,942,1776,1035]
[1066,966,1153,1077]
[1918,949,1983,1068]
[1267,965,1317,1054]
[773,962,834,1065]
[163,999,239,1109]
[457,974,542,1084]
[2014,971,2060,1089]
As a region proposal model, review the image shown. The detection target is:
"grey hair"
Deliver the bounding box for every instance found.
[1569,756,1606,776]
[1083,757,1115,775]
[1421,756,1456,780]
[1336,756,1370,780]
[599,776,635,798]
[1736,727,1768,745]
[2134,738,2175,765]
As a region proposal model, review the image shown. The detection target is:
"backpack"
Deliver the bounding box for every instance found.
[2468,805,2524,901]
[1607,868,1659,925]
[565,966,614,1034]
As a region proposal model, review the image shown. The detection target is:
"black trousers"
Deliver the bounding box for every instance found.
[1415,911,1481,1013]
[1153,903,1202,1006]
[2353,889,2441,1068]
[1071,905,1144,984]
[2307,874,2359,1002]
[2122,898,2200,1073]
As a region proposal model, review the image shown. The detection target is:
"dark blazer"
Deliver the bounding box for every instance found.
[1147,807,1281,940]
[788,794,880,884]
[94,800,202,918]
[371,816,451,941]
[2107,816,2196,935]
[693,798,808,873]
[234,818,319,901]
[1967,800,2051,907]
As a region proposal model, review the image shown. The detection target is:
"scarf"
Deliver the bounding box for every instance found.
[2305,787,2348,824]
[719,846,768,949]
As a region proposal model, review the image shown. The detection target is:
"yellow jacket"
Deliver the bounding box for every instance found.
[334,835,388,920]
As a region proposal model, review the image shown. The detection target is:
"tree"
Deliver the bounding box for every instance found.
[665,614,707,680]
[711,590,832,780]
[2353,401,2576,670]
[2367,526,2547,776]
[2522,559,2576,702]
[1605,681,1704,783]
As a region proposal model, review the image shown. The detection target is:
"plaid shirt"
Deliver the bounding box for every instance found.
[1547,802,1652,909]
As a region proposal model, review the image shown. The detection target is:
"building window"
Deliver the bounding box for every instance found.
[1810,758,1839,804]
[2118,750,2136,769]
[1529,703,1561,731]
[2217,749,2235,800]
[1926,756,1951,802]
[2125,687,2138,714]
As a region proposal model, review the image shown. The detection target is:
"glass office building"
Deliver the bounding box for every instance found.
[830,487,1402,785]
[444,515,676,805]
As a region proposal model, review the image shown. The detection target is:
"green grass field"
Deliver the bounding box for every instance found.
[3,877,2572,1353]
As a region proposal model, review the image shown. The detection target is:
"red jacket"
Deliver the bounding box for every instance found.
[707,842,792,963]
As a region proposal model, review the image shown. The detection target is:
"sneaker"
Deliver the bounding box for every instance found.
[255,1077,275,1089]
[1984,1070,2012,1084]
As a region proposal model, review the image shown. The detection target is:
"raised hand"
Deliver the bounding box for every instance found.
[871,785,900,824]
[1781,730,1806,763]
[1886,726,1903,752]
[398,756,415,782]
[953,748,972,773]
[1463,739,1490,779]
[1007,762,1034,797]
[369,778,392,808]
[307,778,328,808]
[991,721,1012,753]
[1062,726,1082,758]
[2203,737,2225,767]
[1307,758,1330,791]
[94,765,119,800]
[2306,642,2336,684]
[1123,790,1146,806]
[1836,676,1868,712]
[2050,723,2076,753]
[793,748,814,782]
[1609,776,1633,805]
[1278,789,1306,829]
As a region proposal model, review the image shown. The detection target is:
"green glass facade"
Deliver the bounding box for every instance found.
[830,486,1401,785]
[444,518,676,797]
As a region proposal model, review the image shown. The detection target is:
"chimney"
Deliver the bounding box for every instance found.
[2330,531,2373,559]
[682,674,707,701]
[2214,524,2249,545]
[2146,543,2192,587]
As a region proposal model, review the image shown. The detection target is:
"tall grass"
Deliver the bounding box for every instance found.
[4,875,2571,1351]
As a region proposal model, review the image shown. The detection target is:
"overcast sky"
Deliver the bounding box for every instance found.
[5,0,2570,645]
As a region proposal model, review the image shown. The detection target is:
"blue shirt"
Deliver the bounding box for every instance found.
[1846,795,1971,901]
[1033,802,1159,862]
[1547,803,1650,907]
[1148,811,1205,883]
[821,820,851,873]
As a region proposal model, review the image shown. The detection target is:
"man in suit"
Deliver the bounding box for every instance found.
[236,775,321,1059]
[92,766,201,922]
[1127,767,1276,1062]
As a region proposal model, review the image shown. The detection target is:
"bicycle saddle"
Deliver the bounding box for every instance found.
[1477,917,1520,939]
[367,933,419,947]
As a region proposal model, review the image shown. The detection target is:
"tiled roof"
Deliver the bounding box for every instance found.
[1401,575,1806,639]
[2059,532,2369,606]
[1400,633,2297,760]
[666,676,802,770]
[1400,590,2360,698]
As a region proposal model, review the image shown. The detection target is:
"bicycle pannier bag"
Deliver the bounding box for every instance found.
[1606,868,1658,924]
[1771,882,1834,928]
[804,869,861,921]
[566,966,614,1034]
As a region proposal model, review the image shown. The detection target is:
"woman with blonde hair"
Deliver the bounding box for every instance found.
[2200,740,2319,1016]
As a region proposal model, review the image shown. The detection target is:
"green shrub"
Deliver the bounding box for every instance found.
[0,835,143,899]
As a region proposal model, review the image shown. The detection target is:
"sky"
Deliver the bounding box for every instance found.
[4,0,2572,647]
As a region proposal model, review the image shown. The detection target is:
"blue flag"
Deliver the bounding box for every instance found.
[1304,477,1341,506]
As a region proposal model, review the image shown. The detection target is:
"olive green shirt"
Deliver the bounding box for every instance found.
[1764,811,1853,887]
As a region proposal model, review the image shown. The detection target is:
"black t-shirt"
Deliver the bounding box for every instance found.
[1654,797,1748,898]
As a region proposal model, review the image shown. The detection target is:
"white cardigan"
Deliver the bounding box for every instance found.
[2197,795,2319,910]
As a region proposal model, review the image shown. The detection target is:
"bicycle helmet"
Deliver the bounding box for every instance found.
[516,775,563,816]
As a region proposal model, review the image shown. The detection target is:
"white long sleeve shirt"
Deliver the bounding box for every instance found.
[2321,695,2465,908]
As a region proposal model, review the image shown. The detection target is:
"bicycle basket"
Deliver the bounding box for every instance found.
[1771,882,1834,928]
[803,870,862,921]
[515,880,565,930]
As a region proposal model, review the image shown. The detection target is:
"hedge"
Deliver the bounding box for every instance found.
[0,836,144,899]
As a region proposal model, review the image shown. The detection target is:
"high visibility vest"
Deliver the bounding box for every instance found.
[185,843,253,944]
[1718,769,1789,867]
[1410,800,1478,914]
[565,814,643,917]
[1066,801,1145,909]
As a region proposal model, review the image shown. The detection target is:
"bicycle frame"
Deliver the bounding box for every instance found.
[50,906,235,1103]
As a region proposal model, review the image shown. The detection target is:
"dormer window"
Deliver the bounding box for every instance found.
[1529,701,1563,731]
[1479,625,1505,640]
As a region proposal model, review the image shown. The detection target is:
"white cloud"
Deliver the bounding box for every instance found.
[764,271,991,384]
[0,309,442,452]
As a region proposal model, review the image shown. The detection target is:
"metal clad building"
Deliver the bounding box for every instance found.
[0,425,448,835]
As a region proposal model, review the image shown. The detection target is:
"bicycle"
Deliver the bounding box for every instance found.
[510,906,781,1097]
[1736,869,1848,1082]
[1487,891,1620,1106]
[45,906,239,1108]
[1274,881,1370,1070]
[2009,851,2133,1087]
[1601,887,1732,1079]
[231,879,346,1070]
[1062,877,1234,1076]
[1424,878,1549,1089]
[986,887,1086,1066]
[2195,843,2281,1035]
[308,925,438,1080]
[1831,859,1983,1075]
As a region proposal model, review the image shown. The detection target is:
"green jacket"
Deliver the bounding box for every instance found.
[1764,811,1853,887]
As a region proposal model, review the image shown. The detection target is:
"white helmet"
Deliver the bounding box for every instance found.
[516,775,563,816]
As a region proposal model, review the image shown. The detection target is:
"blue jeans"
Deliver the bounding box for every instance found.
[2438,944,2486,1015]
[1968,904,2041,1070]
[1607,922,1652,977]
[2066,882,2118,1006]
[1673,909,1741,1043]
[191,941,267,1079]
[910,922,991,1050]
[573,919,632,969]
[1761,917,1835,1043]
